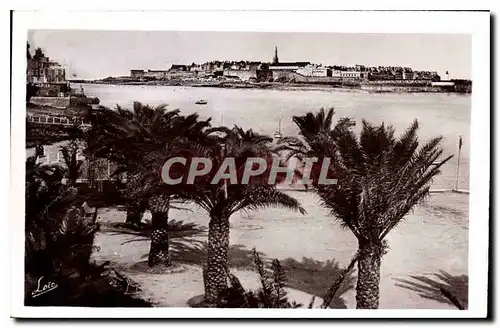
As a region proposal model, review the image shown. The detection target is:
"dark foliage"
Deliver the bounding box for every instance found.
[25,156,151,307]
[395,271,468,310]
[70,95,100,107]
[26,120,84,148]
[60,140,84,186]
[33,47,45,60]
[74,187,126,209]
[320,252,358,308]
[282,255,356,309]
[26,83,40,102]
[25,262,150,307]
[217,249,303,308]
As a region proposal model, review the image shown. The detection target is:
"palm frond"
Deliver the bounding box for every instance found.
[286,109,452,244]
[232,187,306,215]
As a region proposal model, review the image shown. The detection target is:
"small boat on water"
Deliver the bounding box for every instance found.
[195,100,208,105]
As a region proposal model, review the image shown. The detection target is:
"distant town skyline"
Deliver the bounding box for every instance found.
[28,30,471,80]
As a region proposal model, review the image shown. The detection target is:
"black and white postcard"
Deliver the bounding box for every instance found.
[9,10,490,318]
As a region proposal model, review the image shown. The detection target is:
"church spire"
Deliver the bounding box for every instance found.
[273,46,279,64]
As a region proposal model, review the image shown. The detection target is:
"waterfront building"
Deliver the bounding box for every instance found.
[130,69,145,79]
[27,52,70,98]
[393,71,404,80]
[414,70,441,81]
[214,62,225,72]
[267,47,309,75]
[169,64,189,72]
[268,62,310,71]
[248,63,261,71]
[164,64,196,79]
[331,70,343,78]
[296,64,329,77]
[402,70,415,80]
[144,70,168,79]
[189,63,203,72]
[201,62,213,72]
[268,62,310,80]
[340,71,362,79]
[222,69,257,81]
[27,56,67,86]
[268,62,311,81]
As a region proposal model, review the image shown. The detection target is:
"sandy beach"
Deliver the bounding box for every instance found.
[89,189,468,309]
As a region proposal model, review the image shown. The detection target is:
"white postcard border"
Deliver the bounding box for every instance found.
[10,10,490,318]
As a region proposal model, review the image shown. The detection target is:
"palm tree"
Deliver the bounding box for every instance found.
[284,108,452,309]
[25,157,69,269]
[146,125,305,305]
[88,103,174,263]
[60,140,84,186]
[89,102,213,266]
[88,102,179,225]
[25,155,98,277]
[128,110,214,267]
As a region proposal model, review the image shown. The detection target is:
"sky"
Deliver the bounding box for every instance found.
[28,30,472,80]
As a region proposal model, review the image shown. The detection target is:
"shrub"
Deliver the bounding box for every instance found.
[216,248,307,308]
[24,156,151,307]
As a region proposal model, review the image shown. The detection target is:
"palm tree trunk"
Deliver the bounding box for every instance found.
[125,201,145,226]
[125,206,142,225]
[147,194,171,267]
[355,239,382,309]
[203,214,230,306]
[125,170,144,225]
[148,211,171,267]
[87,156,97,189]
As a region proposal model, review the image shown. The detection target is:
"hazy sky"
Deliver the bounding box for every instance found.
[28,30,471,80]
